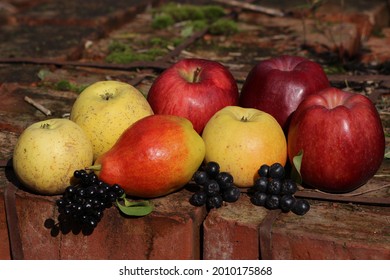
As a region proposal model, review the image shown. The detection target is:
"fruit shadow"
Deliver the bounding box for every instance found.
[3,157,32,194]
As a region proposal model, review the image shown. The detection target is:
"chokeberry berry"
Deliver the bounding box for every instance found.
[216,172,234,187]
[253,177,268,193]
[112,184,124,197]
[205,161,220,178]
[269,163,285,179]
[86,185,98,198]
[193,170,208,185]
[265,194,280,210]
[250,192,268,206]
[88,173,99,184]
[206,194,223,209]
[281,179,298,195]
[258,164,270,177]
[204,180,220,196]
[73,169,85,179]
[222,186,240,202]
[280,194,296,212]
[291,199,310,215]
[189,191,207,206]
[267,179,282,195]
[65,186,76,198]
[56,198,66,208]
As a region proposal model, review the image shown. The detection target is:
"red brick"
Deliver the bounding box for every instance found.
[203,194,267,260]
[12,187,206,259]
[203,181,390,260]
[0,190,11,260]
[269,202,390,259]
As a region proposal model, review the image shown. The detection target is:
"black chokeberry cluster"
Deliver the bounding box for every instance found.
[189,161,241,210]
[44,169,125,236]
[249,163,310,215]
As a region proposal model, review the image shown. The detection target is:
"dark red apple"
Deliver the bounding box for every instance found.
[147,58,239,134]
[288,87,385,193]
[239,55,330,131]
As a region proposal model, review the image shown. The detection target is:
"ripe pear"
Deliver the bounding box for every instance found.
[90,115,206,198]
[70,80,154,160]
[12,118,94,195]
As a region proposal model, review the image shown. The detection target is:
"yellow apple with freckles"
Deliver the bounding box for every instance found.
[70,80,154,160]
[12,118,94,195]
[202,106,287,187]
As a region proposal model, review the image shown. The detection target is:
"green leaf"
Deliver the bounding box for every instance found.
[385,151,390,159]
[37,69,51,80]
[115,199,153,217]
[180,24,194,37]
[291,150,303,184]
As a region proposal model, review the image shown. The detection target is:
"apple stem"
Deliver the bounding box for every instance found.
[86,164,102,172]
[101,92,114,101]
[193,67,202,83]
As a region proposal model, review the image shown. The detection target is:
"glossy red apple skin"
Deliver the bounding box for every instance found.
[239,55,330,131]
[147,58,239,134]
[288,87,385,193]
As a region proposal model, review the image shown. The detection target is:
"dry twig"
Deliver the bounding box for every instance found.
[24,96,52,116]
[213,0,285,17]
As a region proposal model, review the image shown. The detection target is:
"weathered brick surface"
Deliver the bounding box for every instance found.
[8,185,206,260]
[203,194,267,260]
[202,169,390,260]
[270,202,390,259]
[0,190,11,259]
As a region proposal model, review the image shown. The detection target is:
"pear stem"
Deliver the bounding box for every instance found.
[193,67,202,83]
[86,164,102,172]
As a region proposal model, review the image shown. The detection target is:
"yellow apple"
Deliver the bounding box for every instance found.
[12,118,94,195]
[70,80,154,160]
[202,106,287,188]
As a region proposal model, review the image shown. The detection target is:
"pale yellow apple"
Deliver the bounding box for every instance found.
[70,80,154,160]
[12,118,94,195]
[202,106,287,187]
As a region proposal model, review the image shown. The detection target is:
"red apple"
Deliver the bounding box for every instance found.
[239,55,330,131]
[147,58,239,134]
[288,87,385,193]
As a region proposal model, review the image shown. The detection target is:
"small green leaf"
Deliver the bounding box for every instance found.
[115,200,153,217]
[180,24,194,37]
[385,151,390,159]
[37,69,51,80]
[291,150,303,184]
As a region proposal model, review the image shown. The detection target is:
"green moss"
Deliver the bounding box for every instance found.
[191,19,208,31]
[158,3,205,22]
[53,80,87,93]
[322,64,346,75]
[151,13,175,30]
[106,41,166,64]
[151,3,226,30]
[55,80,72,91]
[209,18,238,35]
[108,40,126,53]
[202,5,226,22]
